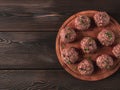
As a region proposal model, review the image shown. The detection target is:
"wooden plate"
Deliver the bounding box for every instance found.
[56,10,120,81]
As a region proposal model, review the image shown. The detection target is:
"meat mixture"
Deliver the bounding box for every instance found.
[97,29,115,46]
[94,12,110,27]
[60,27,77,43]
[75,15,91,30]
[78,59,94,75]
[96,54,114,69]
[80,37,97,53]
[61,47,80,64]
[112,44,120,58]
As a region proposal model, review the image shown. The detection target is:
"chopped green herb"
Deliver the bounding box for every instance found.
[103,60,111,69]
[105,32,112,40]
[66,27,71,31]
[84,48,89,51]
[66,60,72,64]
[66,31,74,39]
[65,33,71,39]
[79,18,84,24]
[61,44,65,49]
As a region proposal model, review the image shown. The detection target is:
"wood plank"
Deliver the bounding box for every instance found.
[0,70,119,90]
[0,0,119,31]
[0,32,62,69]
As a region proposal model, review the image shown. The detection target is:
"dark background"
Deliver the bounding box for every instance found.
[0,0,119,90]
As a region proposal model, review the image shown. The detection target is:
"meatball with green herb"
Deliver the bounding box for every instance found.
[75,15,91,30]
[60,27,77,43]
[80,37,97,54]
[94,12,110,27]
[97,29,115,46]
[96,54,114,70]
[61,47,80,64]
[78,59,94,75]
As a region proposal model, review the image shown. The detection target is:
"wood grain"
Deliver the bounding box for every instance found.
[0,70,119,90]
[0,0,119,31]
[0,32,62,69]
[0,0,119,89]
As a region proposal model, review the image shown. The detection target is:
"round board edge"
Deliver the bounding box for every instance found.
[56,10,120,81]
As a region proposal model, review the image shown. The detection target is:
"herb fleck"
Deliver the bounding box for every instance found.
[67,27,71,31]
[105,32,112,40]
[79,18,84,24]
[61,44,65,49]
[104,60,111,69]
[66,60,72,64]
[65,33,71,39]
[84,48,89,51]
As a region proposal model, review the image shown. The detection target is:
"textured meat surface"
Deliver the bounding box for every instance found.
[75,15,91,30]
[60,27,77,43]
[97,29,115,46]
[61,47,80,64]
[80,37,97,54]
[112,44,120,58]
[96,54,114,69]
[78,59,94,75]
[94,12,110,27]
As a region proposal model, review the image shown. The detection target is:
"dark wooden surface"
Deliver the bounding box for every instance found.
[0,70,120,90]
[0,0,119,90]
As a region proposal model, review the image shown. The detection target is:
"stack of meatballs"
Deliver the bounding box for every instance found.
[60,11,120,76]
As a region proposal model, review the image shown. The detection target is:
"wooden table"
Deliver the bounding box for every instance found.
[0,0,120,89]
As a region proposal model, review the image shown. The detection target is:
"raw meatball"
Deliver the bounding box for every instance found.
[80,37,97,54]
[96,54,114,69]
[94,12,110,27]
[61,47,80,64]
[97,29,115,46]
[78,59,94,75]
[75,15,91,30]
[112,44,120,58]
[60,27,77,43]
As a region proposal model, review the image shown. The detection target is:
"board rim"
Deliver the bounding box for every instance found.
[56,10,120,81]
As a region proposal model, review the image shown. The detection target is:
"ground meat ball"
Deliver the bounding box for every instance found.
[61,47,80,64]
[80,37,97,54]
[78,59,94,75]
[96,54,114,69]
[112,44,120,58]
[75,15,91,30]
[97,29,115,46]
[94,12,110,27]
[60,27,77,43]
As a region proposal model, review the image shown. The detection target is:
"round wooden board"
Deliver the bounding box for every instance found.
[56,10,120,81]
